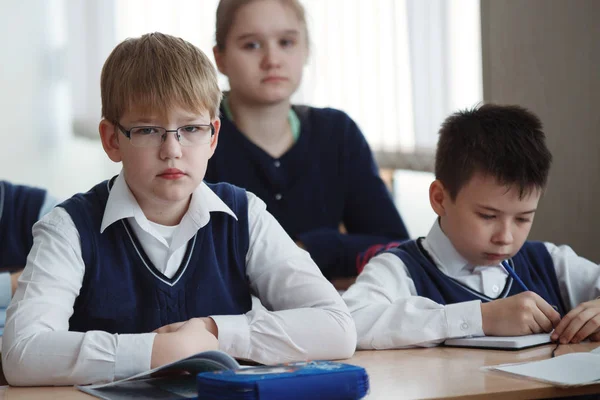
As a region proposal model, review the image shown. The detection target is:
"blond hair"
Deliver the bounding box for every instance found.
[101,32,222,123]
[215,0,309,50]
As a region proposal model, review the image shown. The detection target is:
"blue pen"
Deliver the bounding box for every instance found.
[501,260,529,292]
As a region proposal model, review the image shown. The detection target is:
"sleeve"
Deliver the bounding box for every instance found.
[210,192,357,364]
[0,189,61,307]
[342,252,484,349]
[547,242,600,311]
[1,208,155,386]
[297,112,410,279]
[0,182,47,269]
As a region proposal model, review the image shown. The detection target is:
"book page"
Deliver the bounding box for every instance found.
[79,376,197,400]
[78,350,240,391]
[487,352,600,386]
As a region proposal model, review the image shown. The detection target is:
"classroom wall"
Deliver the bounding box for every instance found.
[1,1,56,151]
[481,0,600,261]
[0,1,120,199]
[0,1,438,233]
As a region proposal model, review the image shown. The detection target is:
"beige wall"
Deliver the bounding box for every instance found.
[481,0,600,261]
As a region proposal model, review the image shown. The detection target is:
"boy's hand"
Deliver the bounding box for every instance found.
[481,291,561,336]
[153,321,186,334]
[151,317,219,369]
[551,299,600,344]
[153,317,218,336]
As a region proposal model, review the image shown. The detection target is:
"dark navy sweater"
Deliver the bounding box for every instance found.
[61,179,252,334]
[206,105,409,279]
[0,181,47,269]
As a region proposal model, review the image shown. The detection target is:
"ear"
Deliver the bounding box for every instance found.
[213,45,227,76]
[429,179,449,217]
[207,118,221,159]
[99,120,122,163]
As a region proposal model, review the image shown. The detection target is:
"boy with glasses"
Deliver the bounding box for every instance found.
[2,33,355,386]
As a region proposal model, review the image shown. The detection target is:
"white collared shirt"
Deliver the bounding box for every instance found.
[2,173,355,386]
[343,220,600,350]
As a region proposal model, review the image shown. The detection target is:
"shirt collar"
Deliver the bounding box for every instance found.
[421,219,472,276]
[185,181,238,228]
[100,172,237,235]
[100,173,144,233]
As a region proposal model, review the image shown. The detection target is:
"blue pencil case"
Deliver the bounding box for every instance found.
[196,361,369,399]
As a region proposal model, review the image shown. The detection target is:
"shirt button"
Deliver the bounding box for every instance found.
[274,160,281,168]
[275,193,283,201]
[461,323,469,331]
[492,285,499,293]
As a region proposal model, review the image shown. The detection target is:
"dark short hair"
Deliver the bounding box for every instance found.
[435,104,552,200]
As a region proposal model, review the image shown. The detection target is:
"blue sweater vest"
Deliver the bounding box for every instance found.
[62,178,252,334]
[386,240,567,315]
[0,181,46,269]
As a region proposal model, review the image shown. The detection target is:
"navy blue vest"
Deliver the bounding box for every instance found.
[0,181,46,269]
[386,240,567,315]
[62,179,252,334]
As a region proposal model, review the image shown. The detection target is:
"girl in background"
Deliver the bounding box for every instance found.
[207,0,409,288]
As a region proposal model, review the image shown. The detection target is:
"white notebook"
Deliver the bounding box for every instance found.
[444,333,552,350]
[485,346,600,387]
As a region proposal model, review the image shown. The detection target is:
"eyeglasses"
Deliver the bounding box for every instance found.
[116,122,215,148]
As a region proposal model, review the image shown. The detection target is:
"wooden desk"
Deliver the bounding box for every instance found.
[1,343,599,399]
[349,342,600,399]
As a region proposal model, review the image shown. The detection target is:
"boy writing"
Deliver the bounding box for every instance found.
[343,104,600,349]
[2,33,355,386]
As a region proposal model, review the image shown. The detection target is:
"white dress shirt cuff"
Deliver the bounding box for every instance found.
[114,333,156,380]
[445,300,484,338]
[0,272,12,308]
[211,314,250,359]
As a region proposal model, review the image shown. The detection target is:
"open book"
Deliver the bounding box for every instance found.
[484,345,600,387]
[77,350,240,400]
